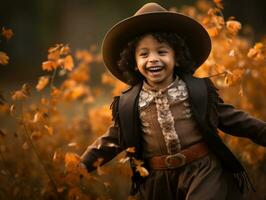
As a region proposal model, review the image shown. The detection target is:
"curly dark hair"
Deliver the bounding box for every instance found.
[117,32,196,85]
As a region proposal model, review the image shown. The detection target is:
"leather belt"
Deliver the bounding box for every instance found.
[147,142,209,170]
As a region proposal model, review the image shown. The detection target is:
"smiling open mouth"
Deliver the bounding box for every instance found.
[146,66,163,72]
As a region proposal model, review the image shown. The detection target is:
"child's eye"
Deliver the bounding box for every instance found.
[158,50,167,55]
[139,52,148,57]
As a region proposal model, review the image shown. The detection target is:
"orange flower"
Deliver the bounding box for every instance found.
[0,51,9,65]
[2,27,14,40]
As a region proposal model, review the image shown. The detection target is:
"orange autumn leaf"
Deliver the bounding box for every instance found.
[213,0,223,9]
[11,91,27,101]
[247,43,265,61]
[2,27,14,40]
[44,125,53,135]
[126,147,136,153]
[42,61,57,71]
[119,156,130,164]
[75,50,93,63]
[68,142,78,148]
[53,149,65,162]
[60,45,70,55]
[48,50,60,60]
[207,27,219,37]
[0,51,9,65]
[136,165,149,177]
[48,44,62,53]
[36,76,49,91]
[132,157,149,177]
[9,104,15,115]
[226,20,241,35]
[63,55,74,71]
[65,153,81,173]
[65,152,80,163]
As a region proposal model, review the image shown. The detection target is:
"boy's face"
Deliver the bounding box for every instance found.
[135,34,175,89]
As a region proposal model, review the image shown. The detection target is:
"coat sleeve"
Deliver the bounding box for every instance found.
[217,97,266,146]
[80,122,124,172]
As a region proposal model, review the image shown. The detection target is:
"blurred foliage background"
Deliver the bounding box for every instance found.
[1,0,266,87]
[1,0,266,199]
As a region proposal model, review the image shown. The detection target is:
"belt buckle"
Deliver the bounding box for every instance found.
[165,153,186,168]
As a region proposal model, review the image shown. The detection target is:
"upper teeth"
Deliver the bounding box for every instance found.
[148,67,162,71]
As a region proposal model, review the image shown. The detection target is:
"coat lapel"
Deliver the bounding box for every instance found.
[118,83,142,148]
[180,73,207,124]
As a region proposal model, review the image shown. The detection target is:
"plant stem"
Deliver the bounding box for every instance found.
[21,102,59,198]
[50,68,57,91]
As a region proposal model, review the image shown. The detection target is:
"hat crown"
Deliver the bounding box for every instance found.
[134,3,167,16]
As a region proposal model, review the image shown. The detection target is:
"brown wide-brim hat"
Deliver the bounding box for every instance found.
[102,2,211,84]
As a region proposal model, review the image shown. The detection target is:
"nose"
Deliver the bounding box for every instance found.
[148,52,159,64]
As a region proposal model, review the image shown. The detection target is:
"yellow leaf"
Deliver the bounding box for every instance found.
[126,147,136,153]
[60,45,70,55]
[11,91,27,101]
[254,43,263,49]
[48,49,60,60]
[65,153,80,173]
[119,157,130,164]
[136,165,149,177]
[48,44,62,53]
[226,20,241,35]
[0,51,9,65]
[42,61,57,71]
[68,142,78,148]
[63,55,74,71]
[10,104,15,115]
[36,76,49,91]
[44,125,53,135]
[213,0,223,9]
[207,27,219,37]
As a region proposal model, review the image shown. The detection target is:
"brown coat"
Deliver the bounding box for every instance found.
[81,73,266,197]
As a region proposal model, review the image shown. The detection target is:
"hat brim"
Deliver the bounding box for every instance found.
[102,12,211,84]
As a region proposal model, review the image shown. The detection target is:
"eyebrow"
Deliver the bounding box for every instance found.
[136,44,170,52]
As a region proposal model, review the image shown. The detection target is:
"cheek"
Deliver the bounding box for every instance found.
[135,58,145,67]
